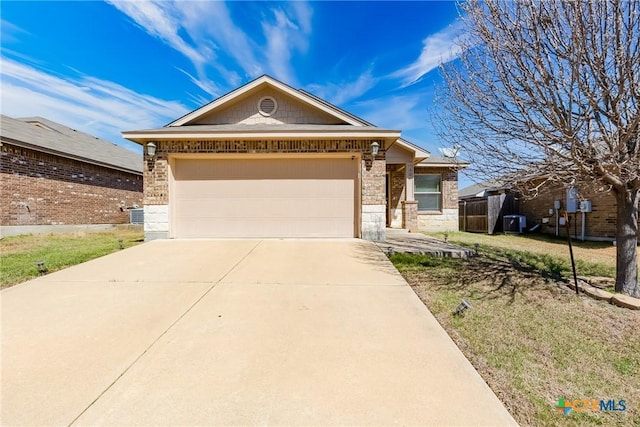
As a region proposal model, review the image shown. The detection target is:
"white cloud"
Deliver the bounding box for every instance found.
[353,93,424,131]
[262,10,300,84]
[394,20,467,87]
[307,69,378,106]
[106,1,314,93]
[106,0,208,67]
[0,19,29,43]
[0,56,189,151]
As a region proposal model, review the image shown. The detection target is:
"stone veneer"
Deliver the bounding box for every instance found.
[418,208,459,231]
[144,205,169,240]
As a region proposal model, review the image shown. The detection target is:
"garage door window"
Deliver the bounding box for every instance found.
[415,174,441,211]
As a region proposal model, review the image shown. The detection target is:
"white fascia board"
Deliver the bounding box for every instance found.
[395,139,430,159]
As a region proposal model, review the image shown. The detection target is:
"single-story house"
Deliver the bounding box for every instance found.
[0,115,143,234]
[123,75,466,241]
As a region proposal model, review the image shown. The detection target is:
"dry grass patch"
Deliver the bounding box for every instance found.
[392,253,639,427]
[0,228,144,288]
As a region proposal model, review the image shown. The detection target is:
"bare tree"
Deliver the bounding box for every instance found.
[435,0,640,297]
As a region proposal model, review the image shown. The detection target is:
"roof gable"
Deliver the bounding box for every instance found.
[190,86,347,126]
[169,75,367,127]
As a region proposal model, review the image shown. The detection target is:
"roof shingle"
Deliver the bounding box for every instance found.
[1,115,142,174]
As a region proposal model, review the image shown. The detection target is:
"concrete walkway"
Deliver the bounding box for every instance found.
[1,240,516,426]
[383,228,473,258]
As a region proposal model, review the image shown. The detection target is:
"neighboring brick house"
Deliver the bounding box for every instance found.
[1,116,143,234]
[518,181,639,241]
[459,179,639,240]
[122,75,466,241]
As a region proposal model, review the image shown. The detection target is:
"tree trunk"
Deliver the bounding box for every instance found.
[615,189,640,297]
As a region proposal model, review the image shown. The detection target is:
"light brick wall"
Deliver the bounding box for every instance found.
[361,158,386,205]
[519,181,639,239]
[1,144,142,225]
[389,165,405,211]
[143,150,169,205]
[193,88,343,126]
[414,166,460,231]
[402,201,418,232]
[361,157,386,240]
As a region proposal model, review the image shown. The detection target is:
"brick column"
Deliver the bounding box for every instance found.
[402,200,418,232]
[143,143,170,240]
[361,158,386,241]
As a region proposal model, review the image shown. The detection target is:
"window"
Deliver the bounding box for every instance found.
[415,174,441,211]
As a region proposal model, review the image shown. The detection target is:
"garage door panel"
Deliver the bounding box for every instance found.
[177,196,354,219]
[173,158,358,238]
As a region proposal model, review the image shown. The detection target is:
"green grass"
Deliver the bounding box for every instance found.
[432,231,618,279]
[0,229,144,288]
[474,243,614,279]
[391,252,640,427]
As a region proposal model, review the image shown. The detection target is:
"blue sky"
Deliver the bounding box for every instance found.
[1,1,465,168]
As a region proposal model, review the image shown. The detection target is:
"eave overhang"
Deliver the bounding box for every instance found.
[123,126,401,145]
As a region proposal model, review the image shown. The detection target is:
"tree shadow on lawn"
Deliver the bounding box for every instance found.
[427,254,569,306]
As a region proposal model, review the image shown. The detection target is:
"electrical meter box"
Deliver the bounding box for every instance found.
[566,188,579,213]
[580,200,592,213]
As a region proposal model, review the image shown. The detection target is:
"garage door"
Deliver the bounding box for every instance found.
[173,157,358,238]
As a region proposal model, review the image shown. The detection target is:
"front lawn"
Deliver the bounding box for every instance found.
[0,228,144,289]
[392,251,639,426]
[428,231,630,279]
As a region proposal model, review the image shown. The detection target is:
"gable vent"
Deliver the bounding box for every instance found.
[258,96,278,116]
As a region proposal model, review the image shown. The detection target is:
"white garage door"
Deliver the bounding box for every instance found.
[173,157,358,238]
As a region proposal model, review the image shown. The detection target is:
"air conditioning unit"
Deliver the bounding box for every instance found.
[130,208,144,225]
[503,215,526,234]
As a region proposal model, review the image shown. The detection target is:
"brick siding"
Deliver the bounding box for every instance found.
[361,158,386,205]
[519,182,639,239]
[388,164,405,212]
[1,144,142,225]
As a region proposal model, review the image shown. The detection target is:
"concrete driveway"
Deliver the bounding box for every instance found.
[1,239,516,426]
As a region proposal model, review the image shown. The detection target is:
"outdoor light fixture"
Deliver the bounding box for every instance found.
[454,299,472,316]
[474,242,480,255]
[386,246,395,257]
[147,142,157,157]
[371,141,380,156]
[444,232,449,243]
[118,239,124,250]
[35,260,47,275]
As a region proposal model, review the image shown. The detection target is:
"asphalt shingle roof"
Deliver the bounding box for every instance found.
[1,115,142,174]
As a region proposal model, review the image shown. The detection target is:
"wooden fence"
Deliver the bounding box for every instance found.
[459,193,519,234]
